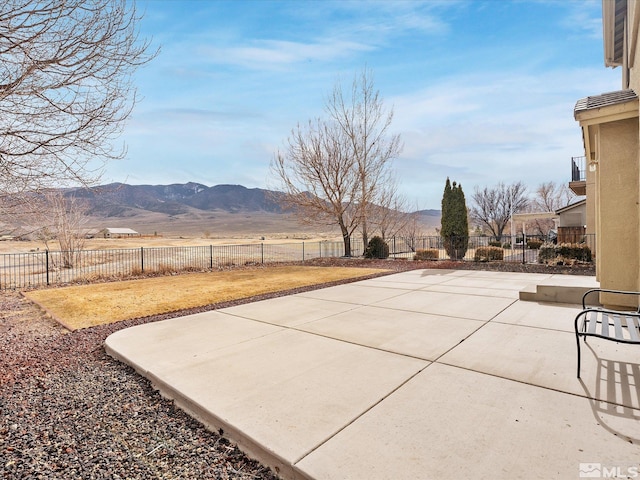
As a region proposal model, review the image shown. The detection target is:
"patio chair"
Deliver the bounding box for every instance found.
[574,289,640,378]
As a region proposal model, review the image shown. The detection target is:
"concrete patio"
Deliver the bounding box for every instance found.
[105,269,640,479]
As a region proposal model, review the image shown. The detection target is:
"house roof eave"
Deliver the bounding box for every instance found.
[574,89,638,124]
[603,0,627,67]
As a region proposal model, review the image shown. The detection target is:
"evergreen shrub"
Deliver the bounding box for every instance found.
[364,236,390,259]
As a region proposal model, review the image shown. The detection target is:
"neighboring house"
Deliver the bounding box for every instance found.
[555,198,586,244]
[82,228,102,239]
[100,228,140,238]
[572,0,640,307]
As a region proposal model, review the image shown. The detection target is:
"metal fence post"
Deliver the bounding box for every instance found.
[261,243,264,264]
[141,247,144,272]
[46,250,50,286]
[302,242,305,262]
[319,241,322,258]
[522,233,526,264]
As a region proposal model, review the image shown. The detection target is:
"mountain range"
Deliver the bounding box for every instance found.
[69,182,440,218]
[68,182,285,217]
[64,182,440,236]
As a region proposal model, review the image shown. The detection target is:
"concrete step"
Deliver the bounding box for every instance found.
[519,275,599,305]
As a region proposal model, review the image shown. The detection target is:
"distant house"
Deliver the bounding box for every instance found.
[555,197,586,244]
[82,228,102,239]
[100,228,140,238]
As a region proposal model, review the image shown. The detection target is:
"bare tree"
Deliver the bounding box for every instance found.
[325,67,403,248]
[526,181,575,236]
[272,118,360,256]
[398,204,425,253]
[368,174,410,241]
[470,182,528,239]
[531,181,574,212]
[32,191,89,268]
[0,0,156,196]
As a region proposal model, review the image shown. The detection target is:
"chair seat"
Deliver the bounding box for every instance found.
[574,287,640,378]
[578,309,640,343]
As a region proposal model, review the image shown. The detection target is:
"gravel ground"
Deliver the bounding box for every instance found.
[0,259,594,479]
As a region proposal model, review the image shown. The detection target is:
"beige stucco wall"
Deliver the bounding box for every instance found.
[597,118,640,308]
[558,203,586,227]
[585,165,596,237]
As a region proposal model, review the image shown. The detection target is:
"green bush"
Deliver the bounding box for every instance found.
[414,249,439,261]
[474,246,504,262]
[488,240,502,247]
[364,236,390,259]
[538,242,592,264]
[502,242,511,249]
[557,243,592,262]
[527,238,543,250]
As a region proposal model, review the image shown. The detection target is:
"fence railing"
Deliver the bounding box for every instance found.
[0,234,595,290]
[571,155,586,182]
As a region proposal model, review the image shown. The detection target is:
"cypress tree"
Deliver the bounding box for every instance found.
[440,178,469,260]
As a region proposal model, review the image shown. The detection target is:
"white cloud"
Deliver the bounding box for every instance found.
[198,39,373,70]
[387,65,619,207]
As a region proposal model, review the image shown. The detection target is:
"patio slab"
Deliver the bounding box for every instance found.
[105,269,640,480]
[221,295,360,327]
[373,289,516,321]
[490,299,580,332]
[296,282,413,305]
[296,363,640,480]
[423,283,521,299]
[439,321,640,410]
[297,305,484,360]
[106,314,429,477]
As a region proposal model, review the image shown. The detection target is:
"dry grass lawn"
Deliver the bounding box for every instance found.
[24,266,388,331]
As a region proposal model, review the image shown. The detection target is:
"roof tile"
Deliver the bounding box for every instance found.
[574,89,638,114]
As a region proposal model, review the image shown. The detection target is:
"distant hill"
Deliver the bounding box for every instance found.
[60,182,441,236]
[416,209,440,217]
[68,182,285,217]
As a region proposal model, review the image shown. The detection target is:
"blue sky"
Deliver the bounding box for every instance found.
[111,0,620,209]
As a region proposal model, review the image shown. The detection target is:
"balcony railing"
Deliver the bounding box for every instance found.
[571,156,586,182]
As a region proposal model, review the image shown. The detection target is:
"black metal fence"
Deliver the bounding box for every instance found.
[571,155,586,181]
[0,234,595,290]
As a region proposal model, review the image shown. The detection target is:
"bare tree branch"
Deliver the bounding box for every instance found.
[531,181,575,212]
[0,0,157,195]
[271,118,360,256]
[470,181,528,239]
[325,67,402,247]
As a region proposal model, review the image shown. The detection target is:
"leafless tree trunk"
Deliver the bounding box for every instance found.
[0,0,156,196]
[271,119,360,256]
[470,182,528,239]
[325,67,402,249]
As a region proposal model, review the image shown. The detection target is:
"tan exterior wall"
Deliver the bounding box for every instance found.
[585,164,596,237]
[558,204,586,227]
[597,119,640,308]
